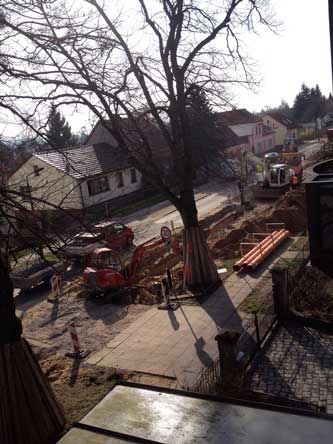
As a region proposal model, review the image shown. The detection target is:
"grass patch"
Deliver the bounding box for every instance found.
[239,277,272,314]
[111,193,166,217]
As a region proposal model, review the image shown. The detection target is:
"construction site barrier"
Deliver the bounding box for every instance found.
[66,322,90,359]
[48,274,63,302]
[69,322,80,354]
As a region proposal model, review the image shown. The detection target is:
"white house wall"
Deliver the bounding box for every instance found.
[87,123,118,146]
[263,115,298,146]
[229,123,275,155]
[81,168,143,208]
[8,156,82,211]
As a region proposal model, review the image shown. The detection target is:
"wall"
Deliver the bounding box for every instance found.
[81,167,143,209]
[8,156,82,211]
[263,115,297,146]
[230,122,275,155]
[254,134,276,155]
[87,123,118,146]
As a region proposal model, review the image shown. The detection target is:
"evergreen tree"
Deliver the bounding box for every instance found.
[46,106,75,149]
[185,85,220,169]
[292,83,326,122]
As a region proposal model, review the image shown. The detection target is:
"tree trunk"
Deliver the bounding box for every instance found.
[179,189,221,291]
[0,257,65,444]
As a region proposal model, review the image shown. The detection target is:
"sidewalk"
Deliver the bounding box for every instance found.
[87,240,299,388]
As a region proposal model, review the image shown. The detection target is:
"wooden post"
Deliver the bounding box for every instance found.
[271,267,290,319]
[215,329,242,392]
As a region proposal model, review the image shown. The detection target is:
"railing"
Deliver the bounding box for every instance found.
[285,240,310,298]
[191,356,220,394]
[192,290,277,394]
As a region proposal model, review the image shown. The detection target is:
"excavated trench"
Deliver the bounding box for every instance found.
[133,189,307,302]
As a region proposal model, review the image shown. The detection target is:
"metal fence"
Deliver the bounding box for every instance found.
[191,290,277,394]
[286,240,310,300]
[191,357,220,394]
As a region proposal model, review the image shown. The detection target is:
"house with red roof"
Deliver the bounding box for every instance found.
[216,109,276,155]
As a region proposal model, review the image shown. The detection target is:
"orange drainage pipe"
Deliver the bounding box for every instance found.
[244,229,288,269]
[233,230,281,272]
[242,230,284,269]
[245,230,290,272]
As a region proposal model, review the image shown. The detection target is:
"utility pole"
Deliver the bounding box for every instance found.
[329,0,333,91]
[26,168,44,260]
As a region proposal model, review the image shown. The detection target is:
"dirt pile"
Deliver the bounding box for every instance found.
[292,267,333,322]
[270,189,307,233]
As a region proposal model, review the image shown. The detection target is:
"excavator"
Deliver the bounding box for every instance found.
[254,151,298,199]
[82,235,166,302]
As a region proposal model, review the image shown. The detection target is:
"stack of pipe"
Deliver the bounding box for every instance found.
[233,229,289,272]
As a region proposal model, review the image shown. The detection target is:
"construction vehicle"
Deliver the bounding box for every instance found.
[82,235,166,301]
[281,137,303,181]
[58,221,134,259]
[254,152,296,199]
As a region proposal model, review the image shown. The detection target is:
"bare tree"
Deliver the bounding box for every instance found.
[0,0,276,289]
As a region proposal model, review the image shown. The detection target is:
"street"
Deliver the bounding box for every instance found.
[120,180,239,244]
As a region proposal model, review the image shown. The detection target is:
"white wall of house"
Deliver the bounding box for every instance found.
[87,123,118,146]
[8,156,82,211]
[263,115,297,146]
[229,122,275,155]
[253,134,276,155]
[81,167,143,208]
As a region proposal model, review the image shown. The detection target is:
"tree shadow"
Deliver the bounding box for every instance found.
[83,297,130,327]
[69,357,81,387]
[167,308,180,330]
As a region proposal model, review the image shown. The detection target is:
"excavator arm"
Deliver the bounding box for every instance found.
[127,236,165,279]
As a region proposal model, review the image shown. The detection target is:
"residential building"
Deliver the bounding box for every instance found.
[86,119,172,168]
[7,143,142,219]
[263,112,298,146]
[216,109,276,155]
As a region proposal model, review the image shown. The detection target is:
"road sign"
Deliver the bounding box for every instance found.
[160,226,171,240]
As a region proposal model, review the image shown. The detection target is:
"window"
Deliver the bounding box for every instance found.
[20,185,32,194]
[87,176,109,196]
[130,168,137,183]
[116,171,124,188]
[255,126,258,135]
[33,165,40,177]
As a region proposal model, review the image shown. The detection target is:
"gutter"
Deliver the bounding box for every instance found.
[79,180,85,211]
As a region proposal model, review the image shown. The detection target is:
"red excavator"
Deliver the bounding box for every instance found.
[83,236,166,300]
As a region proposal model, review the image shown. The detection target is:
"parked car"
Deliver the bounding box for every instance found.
[10,260,67,290]
[58,221,134,259]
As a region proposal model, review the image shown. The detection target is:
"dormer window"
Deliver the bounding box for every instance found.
[33,165,40,177]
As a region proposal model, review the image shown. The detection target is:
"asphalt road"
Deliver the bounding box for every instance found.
[120,180,239,244]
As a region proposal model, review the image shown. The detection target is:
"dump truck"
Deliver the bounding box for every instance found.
[281,138,303,181]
